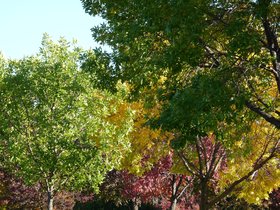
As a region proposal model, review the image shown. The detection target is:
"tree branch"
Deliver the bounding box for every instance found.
[245,101,280,128]
[208,139,279,207]
[195,140,204,178]
[177,151,198,176]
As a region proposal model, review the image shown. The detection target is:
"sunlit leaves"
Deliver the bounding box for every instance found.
[0,35,135,203]
[120,100,172,175]
[219,120,280,204]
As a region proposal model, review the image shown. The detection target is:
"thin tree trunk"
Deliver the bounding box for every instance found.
[133,203,139,210]
[170,175,178,210]
[170,198,177,210]
[132,198,141,210]
[199,179,209,210]
[47,185,54,210]
[133,202,139,210]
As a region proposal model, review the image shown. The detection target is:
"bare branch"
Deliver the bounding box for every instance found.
[177,151,198,176]
[195,139,204,178]
[177,177,192,200]
[207,143,222,179]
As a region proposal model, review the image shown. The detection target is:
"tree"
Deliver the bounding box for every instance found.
[174,135,227,210]
[0,168,92,210]
[120,99,172,175]
[0,35,134,210]
[81,1,280,208]
[81,0,279,129]
[80,49,118,92]
[218,120,280,205]
[174,126,279,209]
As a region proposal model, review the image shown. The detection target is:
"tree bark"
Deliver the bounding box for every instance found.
[169,174,178,210]
[132,198,141,210]
[199,179,209,210]
[245,101,280,128]
[208,140,279,207]
[133,203,139,210]
[47,185,54,210]
[170,198,177,210]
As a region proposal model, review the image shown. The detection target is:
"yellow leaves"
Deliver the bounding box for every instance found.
[116,80,132,96]
[238,165,280,205]
[107,80,173,175]
[163,39,171,46]
[230,104,236,111]
[120,100,173,175]
[218,120,280,205]
[158,75,167,85]
[234,141,243,148]
[106,103,130,125]
[247,52,255,61]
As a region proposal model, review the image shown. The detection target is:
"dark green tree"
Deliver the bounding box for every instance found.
[81,0,279,126]
[81,0,280,209]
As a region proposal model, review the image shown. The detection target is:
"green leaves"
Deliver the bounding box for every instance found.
[0,36,135,196]
[159,70,249,148]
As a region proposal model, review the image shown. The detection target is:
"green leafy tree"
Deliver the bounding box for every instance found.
[0,35,134,210]
[81,0,280,209]
[80,49,118,92]
[81,0,279,127]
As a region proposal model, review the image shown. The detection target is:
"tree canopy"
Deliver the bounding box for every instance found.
[0,35,135,210]
[81,0,280,209]
[81,0,279,129]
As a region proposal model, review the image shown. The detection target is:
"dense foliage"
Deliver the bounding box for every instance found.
[81,0,279,209]
[81,0,279,130]
[0,0,279,209]
[0,35,134,209]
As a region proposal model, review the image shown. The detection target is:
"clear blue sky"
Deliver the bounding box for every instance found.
[0,0,104,59]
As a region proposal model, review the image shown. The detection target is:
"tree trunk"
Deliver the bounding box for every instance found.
[133,202,139,210]
[133,203,139,210]
[47,185,54,210]
[170,198,177,210]
[199,179,209,210]
[169,175,178,210]
[132,198,141,210]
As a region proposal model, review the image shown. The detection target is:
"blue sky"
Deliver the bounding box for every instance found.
[0,0,104,59]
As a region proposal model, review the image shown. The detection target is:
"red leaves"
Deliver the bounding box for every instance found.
[0,169,45,209]
[0,169,91,210]
[100,154,198,209]
[269,188,280,208]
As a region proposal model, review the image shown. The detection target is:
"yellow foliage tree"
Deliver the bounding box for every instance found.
[120,100,173,175]
[219,120,280,205]
[115,78,174,175]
